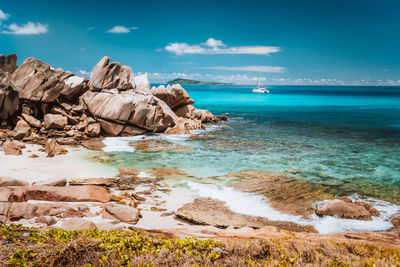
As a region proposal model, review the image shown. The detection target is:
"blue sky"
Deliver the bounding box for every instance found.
[0,0,399,85]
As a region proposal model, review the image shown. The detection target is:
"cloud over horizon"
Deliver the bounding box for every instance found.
[2,22,48,35]
[203,65,286,73]
[107,26,138,33]
[0,9,10,23]
[165,38,280,55]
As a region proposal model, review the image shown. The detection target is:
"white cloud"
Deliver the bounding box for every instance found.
[107,26,138,33]
[2,22,48,35]
[0,9,10,23]
[165,38,280,55]
[204,65,286,73]
[204,37,225,48]
[87,27,95,31]
[78,70,90,77]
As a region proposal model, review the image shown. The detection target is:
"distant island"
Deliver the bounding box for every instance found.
[166,78,233,85]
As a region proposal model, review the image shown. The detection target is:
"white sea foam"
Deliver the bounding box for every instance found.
[102,137,136,153]
[185,180,399,234]
[101,124,227,153]
[138,171,155,178]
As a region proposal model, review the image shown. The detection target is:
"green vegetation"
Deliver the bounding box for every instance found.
[166,78,233,85]
[1,224,400,266]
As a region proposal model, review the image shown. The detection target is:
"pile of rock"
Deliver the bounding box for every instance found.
[0,53,226,155]
[0,177,141,230]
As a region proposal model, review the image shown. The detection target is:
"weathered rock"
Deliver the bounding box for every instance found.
[133,73,151,94]
[35,216,57,226]
[12,119,31,140]
[88,56,135,91]
[0,78,19,121]
[151,84,194,110]
[175,198,316,233]
[353,201,380,217]
[192,108,215,123]
[174,104,195,118]
[44,139,67,157]
[11,57,74,102]
[315,199,372,220]
[22,185,111,202]
[85,123,101,137]
[61,218,97,230]
[2,139,23,155]
[44,114,68,130]
[0,177,28,187]
[391,215,400,227]
[164,118,189,135]
[0,54,17,74]
[69,177,117,186]
[105,203,140,224]
[32,177,67,187]
[80,137,105,150]
[61,75,89,101]
[21,113,41,128]
[81,90,177,134]
[0,202,38,221]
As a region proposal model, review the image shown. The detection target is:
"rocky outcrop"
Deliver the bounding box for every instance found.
[175,198,317,233]
[1,54,222,141]
[0,54,17,74]
[88,56,135,91]
[81,90,177,134]
[151,84,194,110]
[11,57,74,102]
[315,198,379,220]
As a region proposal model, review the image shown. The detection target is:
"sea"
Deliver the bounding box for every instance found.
[100,85,400,234]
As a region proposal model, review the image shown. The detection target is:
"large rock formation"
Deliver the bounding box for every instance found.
[88,56,135,91]
[11,57,88,103]
[0,54,17,74]
[81,90,177,134]
[151,84,194,110]
[1,54,222,140]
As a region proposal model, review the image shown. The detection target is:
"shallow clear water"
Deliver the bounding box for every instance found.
[105,85,400,202]
[100,85,400,233]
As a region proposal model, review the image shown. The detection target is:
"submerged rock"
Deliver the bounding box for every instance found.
[315,199,373,220]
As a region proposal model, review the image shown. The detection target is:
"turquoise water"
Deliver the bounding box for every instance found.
[104,85,400,204]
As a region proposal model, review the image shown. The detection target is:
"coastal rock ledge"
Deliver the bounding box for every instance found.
[0,53,227,149]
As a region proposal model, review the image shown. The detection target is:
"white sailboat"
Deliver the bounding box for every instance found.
[252,75,269,93]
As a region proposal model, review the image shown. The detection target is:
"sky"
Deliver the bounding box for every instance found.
[0,0,399,85]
